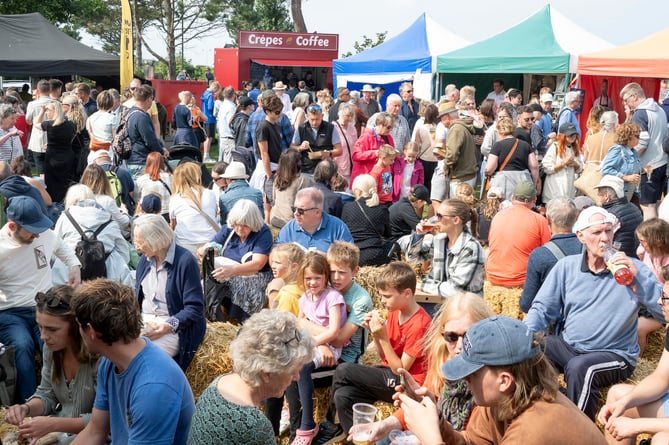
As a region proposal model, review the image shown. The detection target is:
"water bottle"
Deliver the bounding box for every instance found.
[603,244,634,286]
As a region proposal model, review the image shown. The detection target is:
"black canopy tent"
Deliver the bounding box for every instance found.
[0,13,118,78]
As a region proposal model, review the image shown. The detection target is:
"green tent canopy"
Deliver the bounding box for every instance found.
[436,5,569,74]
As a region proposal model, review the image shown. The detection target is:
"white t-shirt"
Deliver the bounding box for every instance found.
[169,188,219,246]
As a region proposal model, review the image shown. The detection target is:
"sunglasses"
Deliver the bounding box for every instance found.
[272,110,281,116]
[213,176,225,183]
[284,329,301,347]
[35,291,70,310]
[406,90,413,93]
[443,331,467,343]
[306,104,322,113]
[660,290,669,306]
[436,213,456,221]
[291,206,317,215]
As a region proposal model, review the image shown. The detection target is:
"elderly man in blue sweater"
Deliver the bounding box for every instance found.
[525,206,664,420]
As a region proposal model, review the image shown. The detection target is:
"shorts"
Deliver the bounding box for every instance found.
[264,175,275,205]
[204,123,217,138]
[430,166,448,202]
[639,163,667,205]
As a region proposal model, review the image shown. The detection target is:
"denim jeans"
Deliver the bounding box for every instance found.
[0,307,42,403]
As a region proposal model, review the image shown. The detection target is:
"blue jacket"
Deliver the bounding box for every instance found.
[201,89,216,124]
[126,107,163,165]
[135,243,206,371]
[219,180,264,224]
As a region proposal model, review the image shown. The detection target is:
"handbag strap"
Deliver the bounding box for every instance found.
[221,228,235,255]
[185,198,220,232]
[158,178,171,195]
[498,138,520,172]
[334,121,353,168]
[356,199,384,239]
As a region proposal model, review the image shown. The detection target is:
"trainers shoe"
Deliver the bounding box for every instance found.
[203,156,215,163]
[314,421,344,445]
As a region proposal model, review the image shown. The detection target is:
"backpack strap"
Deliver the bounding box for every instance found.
[543,240,566,261]
[93,218,113,239]
[64,209,87,239]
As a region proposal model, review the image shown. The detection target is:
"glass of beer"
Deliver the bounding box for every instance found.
[351,403,377,444]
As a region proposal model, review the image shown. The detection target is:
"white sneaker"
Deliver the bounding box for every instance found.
[203,156,215,163]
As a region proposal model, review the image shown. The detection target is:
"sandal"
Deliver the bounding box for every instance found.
[290,424,319,445]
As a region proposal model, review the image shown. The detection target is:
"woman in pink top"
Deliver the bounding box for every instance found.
[332,103,357,183]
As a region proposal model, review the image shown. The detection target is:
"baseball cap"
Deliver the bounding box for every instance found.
[486,186,505,200]
[512,180,537,200]
[594,175,624,199]
[239,96,255,108]
[559,122,579,137]
[6,196,53,233]
[573,195,595,211]
[409,184,431,204]
[442,316,540,381]
[540,93,554,103]
[140,194,162,214]
[573,206,617,232]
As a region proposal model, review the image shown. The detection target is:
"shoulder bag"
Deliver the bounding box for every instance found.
[574,134,607,201]
[483,138,519,195]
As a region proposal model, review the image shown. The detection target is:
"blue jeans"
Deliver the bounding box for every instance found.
[0,307,42,403]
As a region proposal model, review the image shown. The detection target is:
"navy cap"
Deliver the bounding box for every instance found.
[6,196,53,233]
[442,316,539,381]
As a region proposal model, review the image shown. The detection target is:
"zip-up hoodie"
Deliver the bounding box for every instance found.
[631,98,669,168]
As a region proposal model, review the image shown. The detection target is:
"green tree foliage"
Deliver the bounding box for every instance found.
[341,32,388,58]
[0,0,105,39]
[224,0,293,45]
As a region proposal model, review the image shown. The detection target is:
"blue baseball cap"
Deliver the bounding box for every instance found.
[442,316,539,381]
[6,196,53,234]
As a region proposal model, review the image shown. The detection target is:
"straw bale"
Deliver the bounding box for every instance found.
[0,409,59,444]
[483,281,524,320]
[185,321,239,400]
[356,266,383,311]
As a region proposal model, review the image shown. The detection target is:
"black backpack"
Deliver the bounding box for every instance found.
[64,210,113,281]
[111,109,141,162]
[551,108,569,134]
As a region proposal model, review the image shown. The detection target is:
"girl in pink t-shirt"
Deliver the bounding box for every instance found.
[293,252,346,445]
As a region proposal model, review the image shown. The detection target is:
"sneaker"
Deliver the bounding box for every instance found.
[203,156,215,163]
[314,421,344,445]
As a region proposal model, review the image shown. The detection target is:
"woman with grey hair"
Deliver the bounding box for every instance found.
[351,111,395,184]
[199,199,274,322]
[188,309,314,444]
[52,184,133,286]
[291,92,311,132]
[583,110,618,162]
[0,103,23,161]
[133,213,206,370]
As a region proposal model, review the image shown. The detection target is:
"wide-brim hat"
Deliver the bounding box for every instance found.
[221,161,249,180]
[438,101,458,118]
[594,175,624,199]
[361,84,375,93]
[273,81,287,90]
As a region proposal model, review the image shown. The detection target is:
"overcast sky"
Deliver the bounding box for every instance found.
[86,0,669,68]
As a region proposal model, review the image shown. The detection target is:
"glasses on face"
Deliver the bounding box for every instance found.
[213,176,224,183]
[406,90,413,93]
[129,87,137,91]
[35,292,70,310]
[436,213,456,221]
[306,104,322,113]
[291,206,317,215]
[443,331,466,344]
[272,110,281,116]
[659,290,669,306]
[522,117,534,122]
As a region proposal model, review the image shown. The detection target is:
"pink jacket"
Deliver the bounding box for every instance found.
[351,128,394,186]
[391,157,424,202]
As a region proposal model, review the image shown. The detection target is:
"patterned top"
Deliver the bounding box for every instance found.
[187,377,275,445]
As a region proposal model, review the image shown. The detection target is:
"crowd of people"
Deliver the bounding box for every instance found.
[0,74,669,445]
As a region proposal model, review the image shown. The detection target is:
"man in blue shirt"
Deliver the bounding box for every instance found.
[524,206,664,420]
[276,187,353,253]
[218,161,263,224]
[71,279,194,445]
[556,91,582,138]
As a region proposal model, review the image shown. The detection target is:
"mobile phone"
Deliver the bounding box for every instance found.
[400,373,420,401]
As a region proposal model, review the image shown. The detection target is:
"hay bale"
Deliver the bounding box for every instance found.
[356,266,383,311]
[185,321,239,399]
[0,408,59,444]
[483,281,524,320]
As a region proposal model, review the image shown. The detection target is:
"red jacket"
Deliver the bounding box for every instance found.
[351,128,394,186]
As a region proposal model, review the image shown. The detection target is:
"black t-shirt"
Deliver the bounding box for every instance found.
[389,198,421,240]
[490,137,532,172]
[256,119,282,164]
[41,119,76,151]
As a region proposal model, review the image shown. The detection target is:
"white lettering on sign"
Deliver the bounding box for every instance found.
[247,33,284,47]
[295,35,330,47]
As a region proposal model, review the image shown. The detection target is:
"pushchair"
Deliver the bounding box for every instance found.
[167,143,212,188]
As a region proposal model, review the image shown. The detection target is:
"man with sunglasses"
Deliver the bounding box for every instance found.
[399,82,419,133]
[123,77,161,140]
[0,196,81,403]
[291,103,342,174]
[276,187,352,253]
